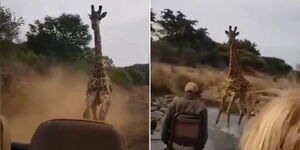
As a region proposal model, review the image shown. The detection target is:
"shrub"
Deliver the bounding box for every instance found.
[107,67,133,86]
[262,57,292,75]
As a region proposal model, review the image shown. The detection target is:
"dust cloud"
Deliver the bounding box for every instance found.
[2,66,148,148]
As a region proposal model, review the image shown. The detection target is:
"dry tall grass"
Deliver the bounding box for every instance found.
[152,62,299,112]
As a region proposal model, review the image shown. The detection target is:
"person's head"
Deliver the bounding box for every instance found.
[239,89,300,150]
[184,82,201,99]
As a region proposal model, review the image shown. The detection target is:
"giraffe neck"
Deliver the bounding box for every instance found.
[92,24,105,80]
[228,40,241,78]
[94,27,102,58]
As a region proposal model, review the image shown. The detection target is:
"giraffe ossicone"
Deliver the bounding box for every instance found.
[83,5,112,122]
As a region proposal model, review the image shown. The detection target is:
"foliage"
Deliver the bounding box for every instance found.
[150,9,156,33]
[262,57,292,75]
[1,8,148,88]
[237,39,260,55]
[0,40,46,72]
[124,64,149,85]
[26,13,91,63]
[151,9,293,75]
[0,6,24,41]
[107,67,133,86]
[151,41,180,64]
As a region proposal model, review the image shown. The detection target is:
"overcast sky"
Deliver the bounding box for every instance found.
[2,0,149,67]
[152,0,300,68]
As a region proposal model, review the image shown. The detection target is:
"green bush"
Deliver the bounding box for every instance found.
[262,57,292,75]
[124,64,149,85]
[151,41,180,64]
[125,68,145,85]
[239,49,265,68]
[179,48,199,66]
[107,67,133,86]
[0,40,47,72]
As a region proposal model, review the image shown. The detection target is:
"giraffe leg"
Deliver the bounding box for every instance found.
[216,91,228,124]
[237,94,246,125]
[83,107,90,119]
[99,97,111,121]
[226,93,237,127]
[245,94,253,119]
[91,102,97,120]
[83,92,96,120]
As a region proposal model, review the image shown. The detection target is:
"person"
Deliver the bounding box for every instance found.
[151,119,157,134]
[161,82,208,150]
[239,88,300,150]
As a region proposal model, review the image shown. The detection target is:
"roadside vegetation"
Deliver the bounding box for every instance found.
[1,6,148,95]
[151,9,300,95]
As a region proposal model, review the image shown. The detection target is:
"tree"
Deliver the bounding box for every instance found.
[237,39,260,55]
[26,13,91,62]
[82,48,114,68]
[262,57,292,75]
[151,9,156,32]
[156,9,214,53]
[157,9,197,49]
[0,6,24,41]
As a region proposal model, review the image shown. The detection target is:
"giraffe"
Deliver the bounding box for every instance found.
[83,5,112,121]
[215,26,251,127]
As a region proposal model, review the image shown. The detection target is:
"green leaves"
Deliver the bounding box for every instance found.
[153,9,214,53]
[26,13,91,63]
[152,9,292,75]
[0,6,24,41]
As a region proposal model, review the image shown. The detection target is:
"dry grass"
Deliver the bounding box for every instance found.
[152,62,299,112]
[152,62,226,95]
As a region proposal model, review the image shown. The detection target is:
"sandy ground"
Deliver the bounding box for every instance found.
[2,66,149,149]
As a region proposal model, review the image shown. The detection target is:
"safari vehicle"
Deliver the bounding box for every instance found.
[1,117,127,150]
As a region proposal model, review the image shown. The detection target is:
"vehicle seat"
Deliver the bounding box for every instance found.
[28,119,127,150]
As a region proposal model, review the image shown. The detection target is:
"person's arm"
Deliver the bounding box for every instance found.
[202,108,208,144]
[161,102,175,144]
[197,108,208,150]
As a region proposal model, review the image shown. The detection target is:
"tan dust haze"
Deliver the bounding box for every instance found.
[2,66,148,147]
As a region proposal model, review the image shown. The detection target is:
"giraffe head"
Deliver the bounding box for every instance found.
[225,26,239,43]
[89,5,107,30]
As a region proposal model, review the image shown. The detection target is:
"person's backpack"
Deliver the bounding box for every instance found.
[166,112,205,150]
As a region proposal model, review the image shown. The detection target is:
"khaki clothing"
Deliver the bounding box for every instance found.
[161,97,208,150]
